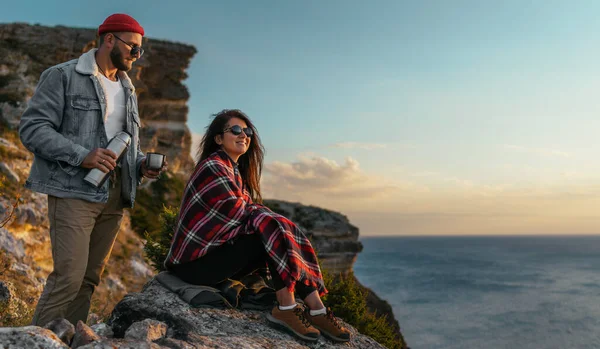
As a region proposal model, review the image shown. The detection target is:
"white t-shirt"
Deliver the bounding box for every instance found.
[100,74,126,140]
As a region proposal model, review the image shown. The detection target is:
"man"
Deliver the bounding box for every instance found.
[19,13,166,326]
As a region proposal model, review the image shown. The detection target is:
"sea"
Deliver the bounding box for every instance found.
[353,235,600,349]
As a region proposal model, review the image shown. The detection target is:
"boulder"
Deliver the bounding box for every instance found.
[107,278,385,348]
[0,162,19,183]
[0,326,69,349]
[0,227,25,258]
[90,323,114,338]
[43,318,75,346]
[71,320,101,348]
[124,319,167,342]
[76,339,163,348]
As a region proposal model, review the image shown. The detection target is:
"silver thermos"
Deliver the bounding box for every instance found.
[83,131,131,188]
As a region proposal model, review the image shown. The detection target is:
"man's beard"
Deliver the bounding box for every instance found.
[110,47,131,71]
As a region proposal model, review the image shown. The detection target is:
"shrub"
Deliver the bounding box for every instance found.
[130,172,185,240]
[0,251,35,327]
[322,269,406,349]
[143,205,178,272]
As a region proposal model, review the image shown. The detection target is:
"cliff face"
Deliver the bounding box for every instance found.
[0,23,197,173]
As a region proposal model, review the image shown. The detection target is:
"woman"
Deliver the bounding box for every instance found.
[165,109,351,342]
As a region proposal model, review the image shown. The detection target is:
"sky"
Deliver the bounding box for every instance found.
[3,0,600,236]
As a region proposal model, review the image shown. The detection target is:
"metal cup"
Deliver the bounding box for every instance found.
[145,152,165,171]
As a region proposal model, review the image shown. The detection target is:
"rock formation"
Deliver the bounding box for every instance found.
[0,277,386,348]
[1,277,387,348]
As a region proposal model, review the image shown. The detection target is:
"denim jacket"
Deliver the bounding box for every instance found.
[19,49,145,207]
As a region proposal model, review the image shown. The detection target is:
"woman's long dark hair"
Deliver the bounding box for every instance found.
[197,109,265,203]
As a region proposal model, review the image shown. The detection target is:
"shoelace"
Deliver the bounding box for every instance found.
[326,309,343,330]
[294,307,313,328]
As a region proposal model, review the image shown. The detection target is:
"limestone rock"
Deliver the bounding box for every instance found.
[0,227,25,258]
[76,339,163,348]
[124,318,167,342]
[130,259,154,278]
[90,323,114,338]
[0,137,17,150]
[154,337,199,348]
[0,280,12,303]
[14,203,41,226]
[107,278,385,349]
[43,318,75,346]
[71,320,101,348]
[0,162,19,183]
[0,326,69,349]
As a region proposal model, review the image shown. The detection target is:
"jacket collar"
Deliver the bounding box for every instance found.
[75,48,135,91]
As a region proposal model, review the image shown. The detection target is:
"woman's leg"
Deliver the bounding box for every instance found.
[267,261,351,342]
[246,207,327,296]
[261,255,297,307]
[299,285,352,342]
[275,289,296,307]
[169,234,266,286]
[303,290,325,311]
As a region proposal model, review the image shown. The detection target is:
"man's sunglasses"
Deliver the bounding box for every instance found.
[223,125,254,137]
[113,34,144,57]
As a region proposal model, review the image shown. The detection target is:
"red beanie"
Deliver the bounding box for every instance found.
[98,13,144,36]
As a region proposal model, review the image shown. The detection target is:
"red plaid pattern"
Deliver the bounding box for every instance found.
[165,150,327,295]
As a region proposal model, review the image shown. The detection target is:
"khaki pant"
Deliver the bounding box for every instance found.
[32,174,124,326]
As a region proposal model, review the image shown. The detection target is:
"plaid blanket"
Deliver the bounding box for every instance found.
[165,150,327,295]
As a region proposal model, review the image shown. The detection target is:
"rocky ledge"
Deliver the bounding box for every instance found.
[0,278,385,349]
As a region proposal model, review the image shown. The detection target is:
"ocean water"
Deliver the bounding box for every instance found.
[353,236,600,349]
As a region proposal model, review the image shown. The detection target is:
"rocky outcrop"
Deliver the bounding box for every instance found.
[263,199,363,276]
[0,23,197,173]
[0,278,386,348]
[107,278,384,348]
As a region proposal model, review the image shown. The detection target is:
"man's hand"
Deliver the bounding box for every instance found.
[141,158,168,179]
[82,148,118,173]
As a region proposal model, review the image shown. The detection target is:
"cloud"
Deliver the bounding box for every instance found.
[329,142,387,150]
[410,171,439,178]
[328,142,416,150]
[260,153,600,236]
[502,144,571,158]
[262,155,428,206]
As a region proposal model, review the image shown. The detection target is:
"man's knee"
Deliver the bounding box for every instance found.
[45,267,87,301]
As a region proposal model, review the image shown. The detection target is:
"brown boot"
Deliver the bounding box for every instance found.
[266,305,320,342]
[305,308,351,342]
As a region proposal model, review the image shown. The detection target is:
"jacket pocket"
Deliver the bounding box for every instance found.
[57,160,81,176]
[70,96,102,136]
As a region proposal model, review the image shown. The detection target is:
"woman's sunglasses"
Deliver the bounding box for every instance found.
[223,125,254,137]
[113,34,145,57]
